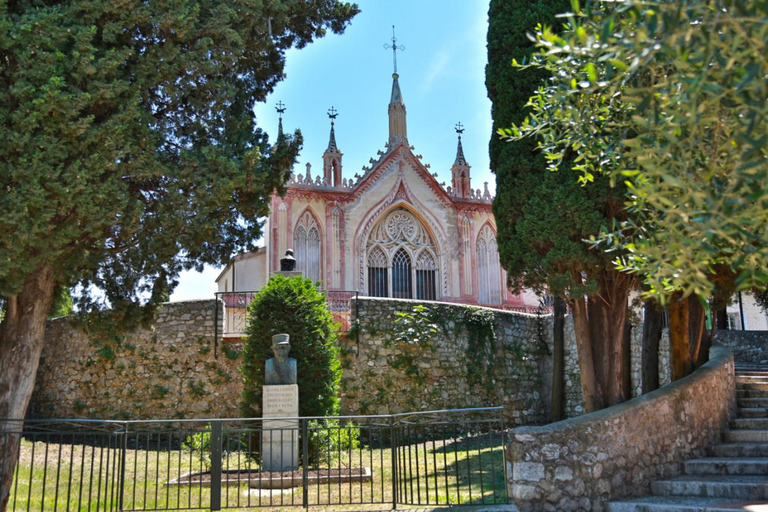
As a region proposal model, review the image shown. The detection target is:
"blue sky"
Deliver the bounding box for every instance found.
[170,0,497,301]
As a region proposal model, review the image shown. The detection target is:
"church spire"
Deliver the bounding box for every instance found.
[327,106,339,152]
[323,106,343,187]
[275,101,286,139]
[451,123,471,198]
[384,26,407,146]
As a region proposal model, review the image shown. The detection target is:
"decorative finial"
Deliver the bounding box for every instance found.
[326,107,339,152]
[275,101,286,139]
[455,122,465,137]
[383,25,405,74]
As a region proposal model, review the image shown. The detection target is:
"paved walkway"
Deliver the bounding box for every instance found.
[608,363,768,511]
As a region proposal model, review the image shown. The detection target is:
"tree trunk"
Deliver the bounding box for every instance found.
[570,296,604,413]
[668,294,693,381]
[550,297,566,422]
[587,294,610,405]
[589,271,632,406]
[689,298,707,368]
[641,300,662,394]
[622,322,632,401]
[0,264,56,512]
[716,308,729,331]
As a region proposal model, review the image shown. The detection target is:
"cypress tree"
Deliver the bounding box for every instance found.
[0,2,359,508]
[486,0,635,412]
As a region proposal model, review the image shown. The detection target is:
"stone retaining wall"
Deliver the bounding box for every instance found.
[33,297,675,424]
[714,330,768,365]
[31,300,243,419]
[341,297,556,424]
[506,346,735,512]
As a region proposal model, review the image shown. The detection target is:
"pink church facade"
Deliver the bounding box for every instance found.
[216,71,536,336]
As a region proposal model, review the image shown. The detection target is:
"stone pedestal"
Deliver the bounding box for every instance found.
[262,384,299,471]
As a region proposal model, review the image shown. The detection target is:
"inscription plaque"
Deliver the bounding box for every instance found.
[262,384,299,471]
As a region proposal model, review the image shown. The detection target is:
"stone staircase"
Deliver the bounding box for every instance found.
[608,364,768,511]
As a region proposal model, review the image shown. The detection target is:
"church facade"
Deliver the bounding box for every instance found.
[216,71,537,332]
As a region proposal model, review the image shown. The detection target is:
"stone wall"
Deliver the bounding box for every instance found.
[31,300,244,420]
[714,330,768,364]
[506,346,735,512]
[629,327,672,398]
[33,296,676,424]
[33,298,560,423]
[340,297,555,425]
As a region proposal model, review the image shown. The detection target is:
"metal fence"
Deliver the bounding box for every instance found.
[3,407,507,511]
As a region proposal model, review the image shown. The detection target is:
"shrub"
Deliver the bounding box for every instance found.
[308,419,361,466]
[240,275,342,419]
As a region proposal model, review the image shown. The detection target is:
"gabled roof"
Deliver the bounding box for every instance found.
[348,141,455,208]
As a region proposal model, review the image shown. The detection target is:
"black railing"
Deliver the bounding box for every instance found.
[3,408,507,511]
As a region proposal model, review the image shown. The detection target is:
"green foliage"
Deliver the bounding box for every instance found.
[0,0,359,328]
[151,385,170,400]
[755,290,768,314]
[462,308,500,395]
[487,0,625,298]
[95,343,116,362]
[393,305,438,346]
[221,344,241,361]
[48,286,73,318]
[240,275,342,419]
[184,425,249,471]
[73,400,88,414]
[307,419,361,466]
[183,428,213,471]
[506,0,768,301]
[188,380,206,397]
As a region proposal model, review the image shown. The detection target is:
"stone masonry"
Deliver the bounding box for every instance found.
[714,329,768,365]
[32,297,672,424]
[341,297,555,424]
[31,300,242,419]
[506,346,735,512]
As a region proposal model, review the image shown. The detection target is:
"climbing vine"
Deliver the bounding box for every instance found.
[461,307,503,397]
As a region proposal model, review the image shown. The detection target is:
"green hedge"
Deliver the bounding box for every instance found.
[240,275,341,418]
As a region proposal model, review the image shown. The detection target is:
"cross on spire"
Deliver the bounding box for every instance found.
[275,101,286,116]
[327,106,338,125]
[383,25,405,74]
[455,122,465,136]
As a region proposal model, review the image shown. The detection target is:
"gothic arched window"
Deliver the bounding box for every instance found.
[294,211,321,283]
[477,224,502,304]
[415,250,437,300]
[392,248,412,299]
[365,208,439,300]
[367,246,388,297]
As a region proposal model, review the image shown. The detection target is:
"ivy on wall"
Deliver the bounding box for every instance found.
[344,301,544,415]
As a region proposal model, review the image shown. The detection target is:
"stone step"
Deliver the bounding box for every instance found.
[651,475,768,500]
[712,443,768,458]
[735,369,768,374]
[732,418,768,430]
[736,375,768,382]
[685,457,768,476]
[607,495,768,512]
[739,382,768,391]
[739,407,768,418]
[737,389,768,399]
[723,430,768,443]
[739,398,768,409]
[736,374,768,379]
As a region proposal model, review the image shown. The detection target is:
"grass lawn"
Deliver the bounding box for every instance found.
[10,429,507,511]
